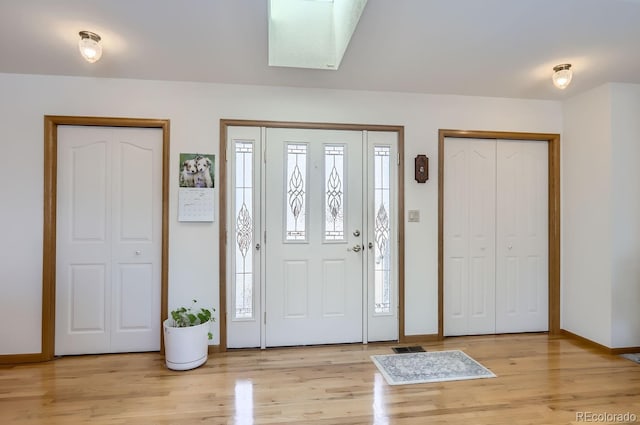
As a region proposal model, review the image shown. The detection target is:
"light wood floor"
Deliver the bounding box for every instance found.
[1,334,639,425]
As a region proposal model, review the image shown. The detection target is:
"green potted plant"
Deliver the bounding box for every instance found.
[163,300,215,371]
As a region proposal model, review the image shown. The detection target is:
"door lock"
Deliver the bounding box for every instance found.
[353,229,361,237]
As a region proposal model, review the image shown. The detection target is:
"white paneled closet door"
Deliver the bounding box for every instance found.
[444,138,497,336]
[495,140,548,333]
[444,137,548,336]
[56,126,162,356]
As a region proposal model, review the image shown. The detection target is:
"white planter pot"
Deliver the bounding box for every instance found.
[163,319,209,371]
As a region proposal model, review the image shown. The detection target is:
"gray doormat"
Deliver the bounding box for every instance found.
[371,350,496,385]
[620,353,640,364]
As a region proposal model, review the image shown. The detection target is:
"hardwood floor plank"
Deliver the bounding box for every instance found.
[1,334,639,424]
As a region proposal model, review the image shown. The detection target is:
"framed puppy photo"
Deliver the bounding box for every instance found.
[178,153,215,222]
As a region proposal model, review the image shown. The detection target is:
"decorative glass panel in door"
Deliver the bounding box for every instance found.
[285,144,307,241]
[324,145,345,242]
[373,146,391,314]
[234,141,254,320]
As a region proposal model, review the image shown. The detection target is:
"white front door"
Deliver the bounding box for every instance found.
[264,128,364,346]
[226,126,399,348]
[56,126,162,355]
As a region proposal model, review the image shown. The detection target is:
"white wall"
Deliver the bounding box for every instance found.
[0,72,562,355]
[562,82,640,349]
[611,83,640,348]
[561,84,613,347]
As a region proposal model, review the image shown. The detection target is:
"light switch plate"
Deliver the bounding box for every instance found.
[408,210,420,222]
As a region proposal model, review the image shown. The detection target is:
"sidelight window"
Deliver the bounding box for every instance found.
[374,146,391,314]
[234,141,254,319]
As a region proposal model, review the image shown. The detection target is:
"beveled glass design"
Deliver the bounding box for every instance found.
[286,144,307,241]
[324,145,345,241]
[234,142,254,319]
[374,146,391,314]
[237,204,252,258]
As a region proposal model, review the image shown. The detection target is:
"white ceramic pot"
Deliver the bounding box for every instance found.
[163,319,209,371]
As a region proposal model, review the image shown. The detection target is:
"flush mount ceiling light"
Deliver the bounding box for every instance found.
[268,0,368,70]
[552,64,573,89]
[78,30,102,63]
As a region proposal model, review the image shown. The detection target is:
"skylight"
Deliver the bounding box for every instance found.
[268,0,368,70]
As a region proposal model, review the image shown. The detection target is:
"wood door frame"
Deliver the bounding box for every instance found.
[438,129,561,339]
[220,119,405,350]
[39,116,170,362]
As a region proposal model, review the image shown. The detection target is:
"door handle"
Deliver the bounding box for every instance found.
[350,244,362,252]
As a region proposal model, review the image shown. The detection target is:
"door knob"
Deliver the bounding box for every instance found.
[351,244,362,252]
[135,250,142,255]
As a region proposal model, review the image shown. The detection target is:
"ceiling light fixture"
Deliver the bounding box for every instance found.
[552,63,572,89]
[78,30,102,63]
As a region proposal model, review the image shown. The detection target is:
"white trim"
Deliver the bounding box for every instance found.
[260,127,267,349]
[361,131,369,343]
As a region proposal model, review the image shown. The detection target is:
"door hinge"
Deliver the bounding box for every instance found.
[397,153,400,166]
[264,230,267,244]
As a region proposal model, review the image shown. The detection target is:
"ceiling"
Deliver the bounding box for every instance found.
[1,0,639,100]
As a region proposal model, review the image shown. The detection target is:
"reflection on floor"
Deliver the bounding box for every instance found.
[1,334,639,424]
